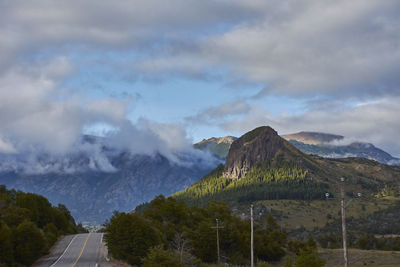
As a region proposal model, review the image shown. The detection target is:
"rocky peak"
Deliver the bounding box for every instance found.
[223,126,285,179]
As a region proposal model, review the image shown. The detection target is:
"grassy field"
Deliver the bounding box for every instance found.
[249,196,397,230]
[200,249,400,267]
[318,248,400,267]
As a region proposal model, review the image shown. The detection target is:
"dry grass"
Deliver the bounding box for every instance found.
[253,197,397,230]
[318,248,400,267]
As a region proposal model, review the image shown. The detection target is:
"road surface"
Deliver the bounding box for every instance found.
[35,233,110,267]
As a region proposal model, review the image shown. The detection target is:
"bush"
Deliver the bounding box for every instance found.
[105,212,162,266]
[295,249,325,267]
[142,246,181,267]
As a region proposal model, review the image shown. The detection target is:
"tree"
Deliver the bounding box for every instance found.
[14,221,47,266]
[0,222,13,266]
[190,221,217,263]
[105,212,162,266]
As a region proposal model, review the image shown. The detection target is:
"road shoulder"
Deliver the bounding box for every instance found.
[33,234,75,267]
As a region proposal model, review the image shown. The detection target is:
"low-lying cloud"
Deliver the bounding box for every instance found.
[0,58,217,174]
[210,98,400,157]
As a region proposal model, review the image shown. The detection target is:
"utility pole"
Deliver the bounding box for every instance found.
[211,219,224,264]
[326,178,361,267]
[340,178,348,267]
[251,204,254,267]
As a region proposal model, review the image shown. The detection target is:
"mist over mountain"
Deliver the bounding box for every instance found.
[196,131,400,166]
[194,136,237,159]
[0,134,219,224]
[282,131,400,166]
[282,132,344,145]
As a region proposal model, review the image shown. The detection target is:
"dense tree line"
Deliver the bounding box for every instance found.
[104,195,289,266]
[174,162,329,205]
[0,185,82,266]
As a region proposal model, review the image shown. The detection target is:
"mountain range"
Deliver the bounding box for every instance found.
[194,131,400,166]
[1,128,399,224]
[0,136,218,224]
[175,126,400,204]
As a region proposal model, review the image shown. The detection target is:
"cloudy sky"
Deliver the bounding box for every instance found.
[1,0,400,157]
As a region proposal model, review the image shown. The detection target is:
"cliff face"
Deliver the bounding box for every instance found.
[223,126,285,179]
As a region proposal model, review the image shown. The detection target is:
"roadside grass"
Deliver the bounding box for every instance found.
[318,248,400,267]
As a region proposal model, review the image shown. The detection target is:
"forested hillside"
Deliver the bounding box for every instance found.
[0,185,82,266]
[173,161,329,205]
[175,127,400,207]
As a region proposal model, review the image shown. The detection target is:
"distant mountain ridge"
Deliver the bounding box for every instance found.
[194,136,237,159]
[0,135,218,224]
[282,131,344,145]
[195,131,400,166]
[282,131,400,165]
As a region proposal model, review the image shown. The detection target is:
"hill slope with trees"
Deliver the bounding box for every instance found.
[174,126,400,206]
[0,185,82,266]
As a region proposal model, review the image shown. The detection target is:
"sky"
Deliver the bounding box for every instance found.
[1,0,400,158]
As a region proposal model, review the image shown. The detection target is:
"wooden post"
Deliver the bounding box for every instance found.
[341,182,348,267]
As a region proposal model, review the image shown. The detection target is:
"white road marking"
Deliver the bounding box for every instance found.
[50,235,78,267]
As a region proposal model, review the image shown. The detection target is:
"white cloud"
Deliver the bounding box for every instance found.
[0,57,217,172]
[0,57,127,154]
[130,0,400,98]
[0,0,265,74]
[186,101,251,125]
[0,136,16,154]
[87,99,127,124]
[105,119,205,165]
[210,0,400,97]
[1,0,399,166]
[217,97,400,157]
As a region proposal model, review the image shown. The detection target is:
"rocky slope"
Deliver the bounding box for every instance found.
[223,126,298,179]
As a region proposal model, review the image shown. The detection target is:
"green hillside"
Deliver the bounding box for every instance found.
[173,159,330,205]
[174,127,400,208]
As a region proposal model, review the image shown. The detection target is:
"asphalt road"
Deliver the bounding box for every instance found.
[35,233,109,267]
